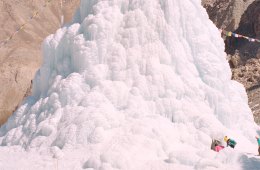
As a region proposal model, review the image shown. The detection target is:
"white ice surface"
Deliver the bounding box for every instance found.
[1,0,260,169]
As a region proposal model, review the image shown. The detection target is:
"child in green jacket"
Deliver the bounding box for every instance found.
[224,136,237,148]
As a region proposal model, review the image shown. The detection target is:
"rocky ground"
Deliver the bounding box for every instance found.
[0,0,79,125]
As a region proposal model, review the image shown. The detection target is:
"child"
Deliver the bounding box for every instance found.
[214,143,224,152]
[211,139,224,152]
[224,136,237,148]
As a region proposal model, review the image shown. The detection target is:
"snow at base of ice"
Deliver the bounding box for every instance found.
[1,0,260,169]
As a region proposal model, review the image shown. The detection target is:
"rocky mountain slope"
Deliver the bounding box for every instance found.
[203,0,260,123]
[202,0,255,30]
[0,0,79,125]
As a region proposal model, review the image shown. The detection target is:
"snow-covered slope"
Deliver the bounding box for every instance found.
[0,0,260,169]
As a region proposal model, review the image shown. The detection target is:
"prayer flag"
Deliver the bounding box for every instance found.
[250,38,255,42]
[226,32,232,36]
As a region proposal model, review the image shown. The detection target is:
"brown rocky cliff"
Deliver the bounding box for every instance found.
[202,0,255,30]
[0,0,80,125]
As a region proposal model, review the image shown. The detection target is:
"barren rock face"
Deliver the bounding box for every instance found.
[250,1,260,38]
[202,0,255,30]
[226,0,259,61]
[0,0,80,125]
[232,58,260,89]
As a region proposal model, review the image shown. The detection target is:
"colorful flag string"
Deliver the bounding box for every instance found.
[219,29,260,43]
[0,0,53,48]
